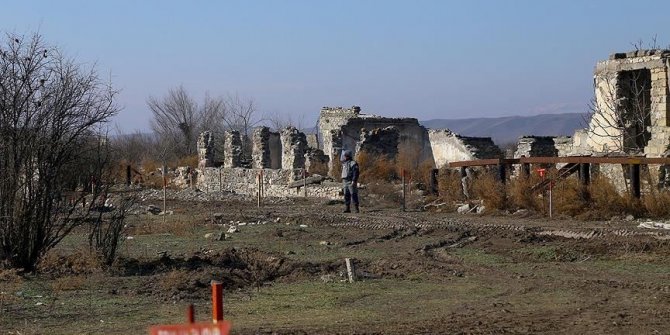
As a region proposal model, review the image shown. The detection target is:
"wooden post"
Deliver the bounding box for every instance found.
[162,165,167,224]
[345,258,356,283]
[497,163,506,184]
[430,168,438,195]
[579,163,591,185]
[126,165,131,186]
[630,164,641,199]
[257,172,261,207]
[211,280,223,323]
[186,304,194,324]
[401,169,406,212]
[303,168,307,197]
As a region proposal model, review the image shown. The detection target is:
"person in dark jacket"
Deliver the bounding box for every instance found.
[340,150,360,213]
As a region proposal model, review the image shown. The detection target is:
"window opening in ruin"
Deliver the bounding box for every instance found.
[617,69,651,152]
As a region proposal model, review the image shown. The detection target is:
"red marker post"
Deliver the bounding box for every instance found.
[149,281,230,335]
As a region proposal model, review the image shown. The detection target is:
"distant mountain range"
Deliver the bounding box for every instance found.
[420,113,587,145]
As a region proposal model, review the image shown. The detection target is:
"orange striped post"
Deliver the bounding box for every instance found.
[211,280,223,323]
[186,304,194,324]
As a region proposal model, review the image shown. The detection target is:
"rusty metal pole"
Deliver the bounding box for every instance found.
[186,304,194,324]
[402,169,406,212]
[257,172,261,208]
[211,280,223,323]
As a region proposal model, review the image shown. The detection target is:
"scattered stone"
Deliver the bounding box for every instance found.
[227,226,240,234]
[147,205,161,215]
[320,274,338,283]
[299,224,308,228]
[456,203,471,214]
[476,205,486,214]
[625,214,635,221]
[319,241,330,246]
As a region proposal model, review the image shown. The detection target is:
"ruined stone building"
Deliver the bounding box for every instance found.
[586,49,670,156]
[316,106,501,172]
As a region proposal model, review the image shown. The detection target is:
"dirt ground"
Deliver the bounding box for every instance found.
[2,189,670,334]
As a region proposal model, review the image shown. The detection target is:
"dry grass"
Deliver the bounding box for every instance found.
[175,155,199,168]
[51,275,87,291]
[642,189,670,218]
[437,169,466,208]
[37,250,104,276]
[158,268,192,292]
[507,174,543,212]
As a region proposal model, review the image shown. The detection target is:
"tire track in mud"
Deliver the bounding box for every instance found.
[328,216,670,241]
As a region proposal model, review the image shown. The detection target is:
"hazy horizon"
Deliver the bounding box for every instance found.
[2,0,668,133]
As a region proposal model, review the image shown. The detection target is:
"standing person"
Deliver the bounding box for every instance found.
[341,150,360,213]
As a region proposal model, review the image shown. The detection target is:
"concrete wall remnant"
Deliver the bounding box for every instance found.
[428,129,502,168]
[223,131,243,168]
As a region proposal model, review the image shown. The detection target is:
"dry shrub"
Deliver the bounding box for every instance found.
[587,175,625,215]
[357,150,396,183]
[642,189,670,218]
[551,177,588,217]
[37,250,103,276]
[472,171,506,211]
[437,168,466,207]
[508,174,543,211]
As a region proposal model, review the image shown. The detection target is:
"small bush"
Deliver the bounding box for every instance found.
[551,177,588,217]
[508,174,543,211]
[643,189,670,218]
[357,151,396,183]
[437,169,466,207]
[472,171,506,211]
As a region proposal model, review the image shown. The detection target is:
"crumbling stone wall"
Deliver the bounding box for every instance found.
[306,134,319,150]
[252,127,281,169]
[317,106,433,173]
[355,126,400,158]
[280,127,307,172]
[514,136,559,158]
[304,148,329,175]
[223,131,242,168]
[197,131,215,168]
[428,129,501,168]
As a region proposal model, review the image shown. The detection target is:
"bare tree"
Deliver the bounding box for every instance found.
[585,69,652,154]
[0,32,119,270]
[148,87,228,160]
[148,86,201,158]
[223,94,262,161]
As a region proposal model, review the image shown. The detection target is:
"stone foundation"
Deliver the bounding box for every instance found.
[197,167,341,199]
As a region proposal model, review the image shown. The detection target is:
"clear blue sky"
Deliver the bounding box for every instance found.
[2,0,670,132]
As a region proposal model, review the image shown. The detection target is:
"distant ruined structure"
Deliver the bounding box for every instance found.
[192,50,670,197]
